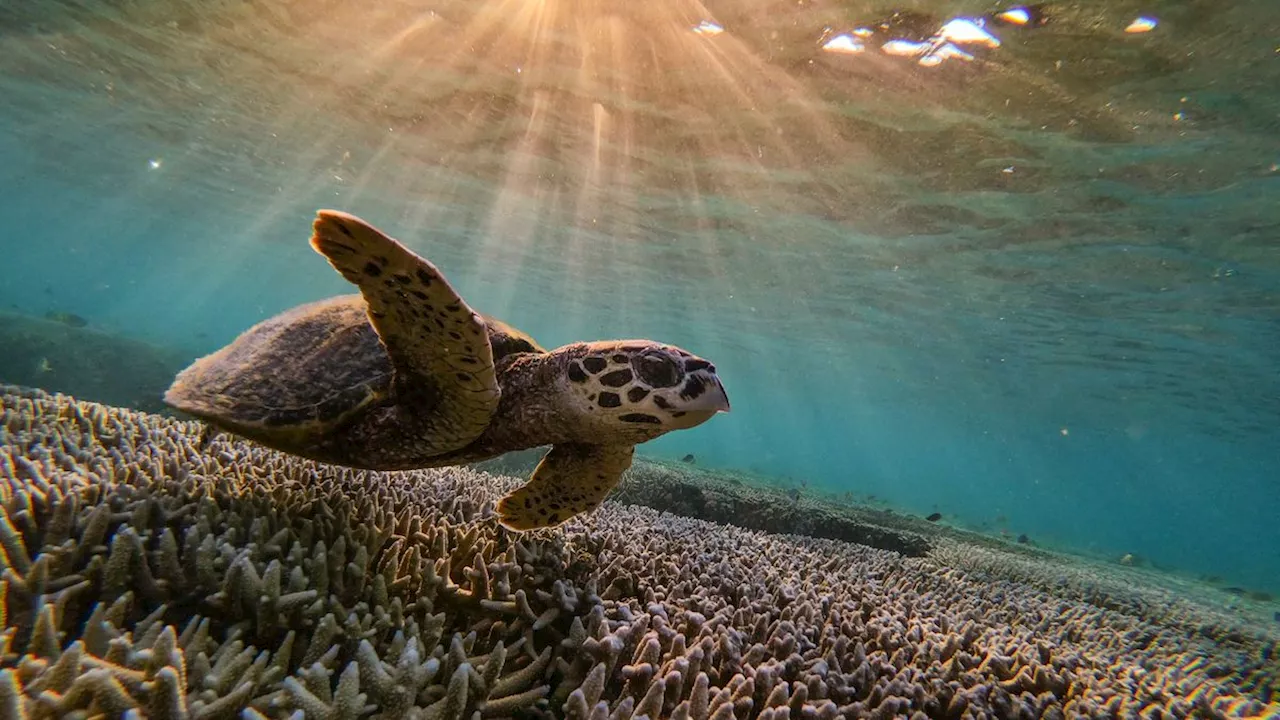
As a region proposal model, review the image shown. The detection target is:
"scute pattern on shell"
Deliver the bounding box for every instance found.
[0,384,1276,719]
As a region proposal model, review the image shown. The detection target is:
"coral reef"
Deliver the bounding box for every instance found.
[609,463,933,557]
[474,453,939,557]
[0,384,1277,718]
[0,311,185,413]
[611,461,1280,619]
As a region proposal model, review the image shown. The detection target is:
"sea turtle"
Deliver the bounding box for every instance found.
[164,209,730,531]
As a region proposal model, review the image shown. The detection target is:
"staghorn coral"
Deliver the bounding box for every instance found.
[0,383,1276,719]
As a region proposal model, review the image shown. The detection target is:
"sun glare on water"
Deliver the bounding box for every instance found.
[189,0,881,334]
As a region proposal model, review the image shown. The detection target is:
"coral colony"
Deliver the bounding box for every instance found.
[0,385,1275,718]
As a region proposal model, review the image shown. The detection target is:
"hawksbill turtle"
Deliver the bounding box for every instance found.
[164,210,730,531]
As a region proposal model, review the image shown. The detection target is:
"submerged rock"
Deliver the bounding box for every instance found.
[0,311,185,413]
[0,384,1276,718]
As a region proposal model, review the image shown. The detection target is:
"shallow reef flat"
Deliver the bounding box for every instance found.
[0,386,1276,719]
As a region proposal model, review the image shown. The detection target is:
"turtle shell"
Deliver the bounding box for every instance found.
[164,294,543,444]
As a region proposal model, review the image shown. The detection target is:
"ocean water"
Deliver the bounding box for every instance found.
[1,0,1279,716]
[3,0,1278,586]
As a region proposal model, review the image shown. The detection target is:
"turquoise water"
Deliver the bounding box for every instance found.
[2,0,1278,600]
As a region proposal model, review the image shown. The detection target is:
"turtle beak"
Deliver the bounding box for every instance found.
[685,373,731,414]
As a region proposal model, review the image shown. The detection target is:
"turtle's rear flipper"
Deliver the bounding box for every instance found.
[495,443,635,531]
[309,209,499,455]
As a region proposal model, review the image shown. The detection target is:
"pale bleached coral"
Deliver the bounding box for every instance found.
[0,384,1277,719]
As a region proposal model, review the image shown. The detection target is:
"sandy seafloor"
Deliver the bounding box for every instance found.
[0,384,1276,719]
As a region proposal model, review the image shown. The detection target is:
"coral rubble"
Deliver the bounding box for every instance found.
[0,384,1276,719]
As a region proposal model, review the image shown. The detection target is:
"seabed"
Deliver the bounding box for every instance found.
[0,384,1276,719]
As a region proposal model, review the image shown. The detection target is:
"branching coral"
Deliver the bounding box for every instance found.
[0,384,1276,719]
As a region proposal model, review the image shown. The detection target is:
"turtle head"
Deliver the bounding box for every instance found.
[558,340,730,442]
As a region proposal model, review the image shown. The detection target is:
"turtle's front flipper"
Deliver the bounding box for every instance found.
[309,210,499,454]
[495,443,635,530]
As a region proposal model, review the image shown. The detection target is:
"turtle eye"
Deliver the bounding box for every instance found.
[634,352,680,388]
